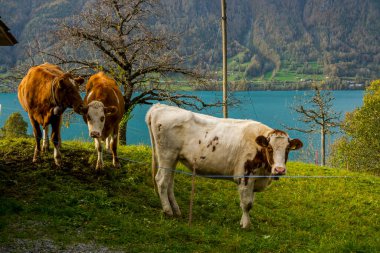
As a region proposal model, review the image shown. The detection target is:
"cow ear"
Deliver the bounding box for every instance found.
[289,139,303,150]
[74,77,84,85]
[104,106,118,116]
[256,136,269,148]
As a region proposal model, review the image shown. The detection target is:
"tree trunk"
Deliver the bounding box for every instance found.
[119,85,133,146]
[119,120,127,145]
[321,127,326,166]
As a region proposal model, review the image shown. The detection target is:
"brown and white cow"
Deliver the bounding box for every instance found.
[82,72,125,170]
[146,104,303,228]
[18,63,86,166]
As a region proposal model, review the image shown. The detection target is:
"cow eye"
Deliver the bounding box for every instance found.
[100,116,105,122]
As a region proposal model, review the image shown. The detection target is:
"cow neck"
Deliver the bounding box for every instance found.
[241,148,272,185]
[256,148,272,174]
[51,77,59,106]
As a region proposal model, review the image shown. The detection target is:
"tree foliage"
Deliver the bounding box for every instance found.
[330,80,380,175]
[37,0,219,144]
[1,112,28,138]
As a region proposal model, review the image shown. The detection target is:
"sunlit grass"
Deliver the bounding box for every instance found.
[0,138,379,252]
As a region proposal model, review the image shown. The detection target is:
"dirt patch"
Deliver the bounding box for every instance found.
[0,239,124,253]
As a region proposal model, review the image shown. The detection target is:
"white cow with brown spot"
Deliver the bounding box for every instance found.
[145,104,303,228]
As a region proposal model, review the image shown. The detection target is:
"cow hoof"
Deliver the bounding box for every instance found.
[55,160,62,167]
[241,224,251,229]
[96,161,104,170]
[113,161,121,169]
[33,149,40,162]
[240,216,252,229]
[95,169,106,176]
[240,221,251,229]
[240,223,251,229]
[163,208,174,217]
[173,209,182,217]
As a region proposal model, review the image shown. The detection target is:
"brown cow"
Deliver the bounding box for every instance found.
[82,72,125,170]
[18,63,86,166]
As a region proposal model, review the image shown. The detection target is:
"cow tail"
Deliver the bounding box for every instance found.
[146,111,159,194]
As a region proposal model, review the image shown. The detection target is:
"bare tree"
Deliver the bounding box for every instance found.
[38,0,219,144]
[286,86,341,166]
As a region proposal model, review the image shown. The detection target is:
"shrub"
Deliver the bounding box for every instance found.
[1,112,28,138]
[244,55,262,78]
[329,79,380,175]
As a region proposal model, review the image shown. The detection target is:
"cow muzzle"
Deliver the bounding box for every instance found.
[274,167,286,176]
[90,131,101,138]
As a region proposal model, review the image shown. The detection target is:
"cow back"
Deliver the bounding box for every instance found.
[146,104,273,177]
[18,64,65,126]
[18,63,85,126]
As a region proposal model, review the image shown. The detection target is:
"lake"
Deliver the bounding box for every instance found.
[0,90,363,161]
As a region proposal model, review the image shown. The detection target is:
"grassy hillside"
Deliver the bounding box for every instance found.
[0,138,379,252]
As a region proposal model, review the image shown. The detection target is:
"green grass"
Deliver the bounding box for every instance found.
[0,138,379,252]
[270,70,322,82]
[224,57,326,86]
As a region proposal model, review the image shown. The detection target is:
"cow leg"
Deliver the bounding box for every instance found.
[58,132,62,149]
[238,178,255,229]
[168,172,181,216]
[110,129,120,168]
[155,153,178,216]
[105,136,111,151]
[156,167,174,216]
[29,117,42,163]
[42,126,50,152]
[95,138,104,170]
[51,117,62,166]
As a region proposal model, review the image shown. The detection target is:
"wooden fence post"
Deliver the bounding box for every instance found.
[188,161,197,226]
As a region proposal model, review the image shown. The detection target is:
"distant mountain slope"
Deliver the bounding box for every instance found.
[0,0,379,80]
[161,0,379,79]
[0,0,86,69]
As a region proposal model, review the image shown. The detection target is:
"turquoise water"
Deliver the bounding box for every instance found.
[0,91,363,156]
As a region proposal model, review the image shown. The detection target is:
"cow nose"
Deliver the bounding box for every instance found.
[90,131,101,138]
[274,167,286,175]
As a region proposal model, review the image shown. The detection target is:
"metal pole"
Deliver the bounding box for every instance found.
[221,0,228,118]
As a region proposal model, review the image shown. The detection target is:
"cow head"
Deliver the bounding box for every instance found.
[255,130,303,176]
[83,101,118,138]
[54,73,85,114]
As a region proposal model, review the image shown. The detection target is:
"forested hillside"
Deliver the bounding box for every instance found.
[0,0,379,82]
